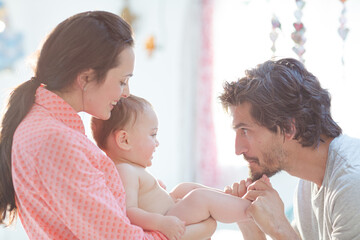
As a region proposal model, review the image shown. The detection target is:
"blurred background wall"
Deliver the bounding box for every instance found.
[0,0,359,239]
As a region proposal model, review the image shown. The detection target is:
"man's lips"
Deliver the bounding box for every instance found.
[244,155,259,165]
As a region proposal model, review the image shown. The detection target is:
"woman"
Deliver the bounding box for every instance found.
[0,11,215,240]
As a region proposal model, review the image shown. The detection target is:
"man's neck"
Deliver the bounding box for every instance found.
[285,136,334,188]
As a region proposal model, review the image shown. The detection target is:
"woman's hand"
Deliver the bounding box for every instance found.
[158,215,186,240]
[180,217,217,240]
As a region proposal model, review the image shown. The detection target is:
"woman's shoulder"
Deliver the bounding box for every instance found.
[13,104,90,157]
[17,103,84,140]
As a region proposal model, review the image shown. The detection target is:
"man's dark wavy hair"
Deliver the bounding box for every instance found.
[219,58,342,148]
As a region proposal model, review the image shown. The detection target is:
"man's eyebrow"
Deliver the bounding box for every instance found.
[233,122,250,130]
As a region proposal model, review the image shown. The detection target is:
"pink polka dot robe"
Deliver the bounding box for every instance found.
[12,86,166,240]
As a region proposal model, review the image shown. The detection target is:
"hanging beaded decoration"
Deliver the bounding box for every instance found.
[291,0,306,63]
[338,0,349,65]
[270,15,281,58]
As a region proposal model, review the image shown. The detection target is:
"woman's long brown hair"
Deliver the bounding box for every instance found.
[0,11,133,226]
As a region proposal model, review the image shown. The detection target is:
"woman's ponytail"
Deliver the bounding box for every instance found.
[0,78,40,226]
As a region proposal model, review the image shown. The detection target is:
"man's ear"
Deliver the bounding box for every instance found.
[114,130,131,151]
[284,118,296,140]
[76,69,94,91]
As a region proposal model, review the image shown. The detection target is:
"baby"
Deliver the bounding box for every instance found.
[91,95,251,240]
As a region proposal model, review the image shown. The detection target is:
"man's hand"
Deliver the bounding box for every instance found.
[224,178,267,240]
[244,176,299,240]
[224,178,252,196]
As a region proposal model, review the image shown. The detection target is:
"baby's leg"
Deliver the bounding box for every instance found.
[169,182,208,200]
[166,188,251,225]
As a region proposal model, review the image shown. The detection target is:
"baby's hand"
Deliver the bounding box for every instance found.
[159,216,185,240]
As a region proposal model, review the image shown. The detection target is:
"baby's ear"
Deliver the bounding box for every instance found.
[114,130,131,151]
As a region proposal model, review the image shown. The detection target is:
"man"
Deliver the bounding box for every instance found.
[219,58,360,240]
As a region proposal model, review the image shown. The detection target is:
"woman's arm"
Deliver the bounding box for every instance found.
[181,217,217,240]
[127,207,186,240]
[34,132,166,240]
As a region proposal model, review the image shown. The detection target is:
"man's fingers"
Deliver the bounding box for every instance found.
[247,178,273,192]
[231,182,240,196]
[225,179,253,197]
[260,174,272,186]
[231,180,247,197]
[245,178,252,187]
[238,180,247,197]
[243,189,264,201]
[224,185,232,194]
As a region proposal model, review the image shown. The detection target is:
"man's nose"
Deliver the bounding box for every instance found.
[235,135,247,156]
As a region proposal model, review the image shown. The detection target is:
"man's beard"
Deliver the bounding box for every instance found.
[246,147,285,181]
[249,164,281,181]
